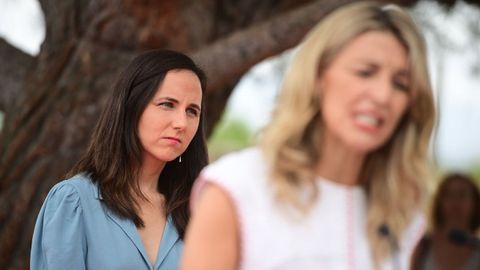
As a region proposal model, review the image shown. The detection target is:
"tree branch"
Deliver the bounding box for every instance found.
[0,38,35,113]
[192,0,355,93]
[37,0,101,64]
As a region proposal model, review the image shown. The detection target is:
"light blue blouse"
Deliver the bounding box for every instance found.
[30,174,182,270]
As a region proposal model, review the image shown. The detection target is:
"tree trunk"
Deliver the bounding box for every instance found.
[0,0,442,268]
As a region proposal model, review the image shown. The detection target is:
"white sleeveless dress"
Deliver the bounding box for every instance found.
[192,147,425,270]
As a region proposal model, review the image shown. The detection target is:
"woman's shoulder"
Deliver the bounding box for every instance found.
[200,147,269,189]
[192,147,269,206]
[45,174,96,206]
[202,147,265,177]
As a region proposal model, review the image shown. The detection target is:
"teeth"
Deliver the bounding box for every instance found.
[356,114,380,126]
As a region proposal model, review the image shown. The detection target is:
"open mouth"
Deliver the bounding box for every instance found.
[354,113,384,130]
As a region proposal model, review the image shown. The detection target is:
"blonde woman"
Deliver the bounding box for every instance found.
[182,1,435,269]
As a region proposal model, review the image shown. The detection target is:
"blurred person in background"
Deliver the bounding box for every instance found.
[181,1,435,270]
[30,49,208,270]
[411,173,480,270]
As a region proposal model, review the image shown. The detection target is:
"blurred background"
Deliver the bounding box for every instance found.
[1,0,479,171]
[212,2,480,174]
[0,0,479,268]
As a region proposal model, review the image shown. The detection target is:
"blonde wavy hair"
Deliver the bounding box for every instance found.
[261,1,435,266]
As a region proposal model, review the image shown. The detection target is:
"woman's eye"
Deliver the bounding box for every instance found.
[356,69,373,77]
[187,108,199,117]
[393,78,409,92]
[159,102,174,108]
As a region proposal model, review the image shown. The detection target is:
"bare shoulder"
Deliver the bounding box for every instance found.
[181,183,239,270]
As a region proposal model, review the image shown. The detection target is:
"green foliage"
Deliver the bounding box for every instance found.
[434,161,480,186]
[0,111,3,131]
[470,163,480,184]
[207,115,254,161]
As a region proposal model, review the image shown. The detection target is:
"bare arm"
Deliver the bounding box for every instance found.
[181,183,240,270]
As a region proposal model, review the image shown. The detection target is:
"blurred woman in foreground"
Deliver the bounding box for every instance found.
[182,2,435,269]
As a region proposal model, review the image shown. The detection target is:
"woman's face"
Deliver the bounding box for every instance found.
[138,69,202,166]
[319,31,410,154]
[440,179,476,229]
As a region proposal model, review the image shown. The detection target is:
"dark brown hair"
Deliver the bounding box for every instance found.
[69,49,208,238]
[432,173,480,233]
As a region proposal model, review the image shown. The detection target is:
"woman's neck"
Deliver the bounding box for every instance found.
[137,155,166,196]
[316,139,366,186]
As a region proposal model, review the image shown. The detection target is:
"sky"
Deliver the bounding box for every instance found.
[0,0,44,55]
[1,0,479,170]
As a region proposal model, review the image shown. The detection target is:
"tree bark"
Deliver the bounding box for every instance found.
[0,38,35,115]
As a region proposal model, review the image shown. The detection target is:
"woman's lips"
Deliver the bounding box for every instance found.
[163,137,181,144]
[353,112,384,133]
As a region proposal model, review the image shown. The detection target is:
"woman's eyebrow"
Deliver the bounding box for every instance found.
[159,96,201,110]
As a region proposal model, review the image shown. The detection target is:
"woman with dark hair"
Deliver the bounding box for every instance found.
[411,173,480,270]
[30,49,208,269]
